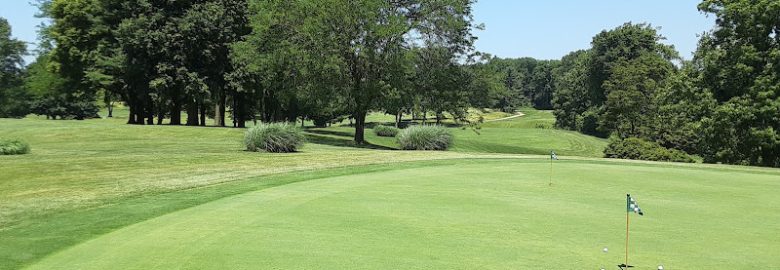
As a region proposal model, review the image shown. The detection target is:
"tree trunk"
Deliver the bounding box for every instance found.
[105,92,113,118]
[219,94,226,126]
[127,104,136,124]
[215,94,226,127]
[170,102,181,125]
[354,110,367,143]
[186,100,199,126]
[145,97,154,125]
[129,103,144,125]
[395,110,402,128]
[199,102,206,126]
[214,102,222,126]
[146,111,154,125]
[156,107,164,125]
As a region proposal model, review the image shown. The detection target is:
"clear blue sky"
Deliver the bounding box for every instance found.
[472,0,714,60]
[1,0,714,63]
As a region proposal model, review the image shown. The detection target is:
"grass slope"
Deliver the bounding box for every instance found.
[26,159,780,269]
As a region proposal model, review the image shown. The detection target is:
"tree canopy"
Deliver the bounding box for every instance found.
[0,18,29,118]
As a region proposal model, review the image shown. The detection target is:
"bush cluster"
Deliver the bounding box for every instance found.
[604,137,695,163]
[397,125,452,151]
[373,125,399,137]
[244,123,305,153]
[31,97,100,120]
[0,139,31,155]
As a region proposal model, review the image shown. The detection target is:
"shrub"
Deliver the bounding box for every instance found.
[576,109,607,138]
[397,125,453,151]
[604,137,695,163]
[373,125,399,137]
[244,123,305,153]
[0,139,30,155]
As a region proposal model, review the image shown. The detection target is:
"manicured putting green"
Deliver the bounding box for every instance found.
[28,159,780,269]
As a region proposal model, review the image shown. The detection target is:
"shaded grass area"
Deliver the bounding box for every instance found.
[25,159,780,269]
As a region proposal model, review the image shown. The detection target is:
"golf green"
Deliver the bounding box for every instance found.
[26,159,780,269]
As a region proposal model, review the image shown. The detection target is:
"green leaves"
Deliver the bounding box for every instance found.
[694,0,780,167]
[0,17,29,118]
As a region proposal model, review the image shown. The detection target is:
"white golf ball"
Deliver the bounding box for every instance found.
[602,247,608,253]
[658,265,664,270]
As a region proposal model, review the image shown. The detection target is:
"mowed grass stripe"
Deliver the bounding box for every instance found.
[26,159,780,269]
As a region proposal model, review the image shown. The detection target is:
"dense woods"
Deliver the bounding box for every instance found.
[0,0,778,167]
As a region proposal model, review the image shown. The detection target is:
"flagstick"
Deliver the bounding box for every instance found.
[549,157,553,186]
[625,206,630,268]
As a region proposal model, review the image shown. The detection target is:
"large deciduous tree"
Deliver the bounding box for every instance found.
[0,18,28,118]
[248,0,477,143]
[694,0,780,167]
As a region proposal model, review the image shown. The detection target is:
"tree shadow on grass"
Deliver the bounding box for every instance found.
[338,120,462,129]
[304,132,396,150]
[305,128,355,138]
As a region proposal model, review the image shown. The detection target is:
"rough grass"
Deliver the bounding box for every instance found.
[0,116,471,229]
[244,122,305,153]
[397,125,453,150]
[0,139,30,155]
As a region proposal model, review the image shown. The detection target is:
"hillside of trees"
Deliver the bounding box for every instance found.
[0,0,778,167]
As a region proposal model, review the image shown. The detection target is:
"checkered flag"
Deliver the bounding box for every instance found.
[627,194,644,216]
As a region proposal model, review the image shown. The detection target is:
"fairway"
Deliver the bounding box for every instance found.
[27,159,780,269]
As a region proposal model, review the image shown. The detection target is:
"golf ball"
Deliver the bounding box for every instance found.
[658,265,664,270]
[603,247,608,253]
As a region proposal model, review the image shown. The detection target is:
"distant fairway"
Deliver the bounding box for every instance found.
[26,159,780,269]
[308,108,608,157]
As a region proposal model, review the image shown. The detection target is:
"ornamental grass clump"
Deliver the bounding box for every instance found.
[373,125,399,137]
[244,123,305,153]
[0,139,30,155]
[397,125,452,151]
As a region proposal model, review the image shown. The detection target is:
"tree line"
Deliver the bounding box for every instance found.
[0,0,778,167]
[2,0,484,144]
[550,0,780,167]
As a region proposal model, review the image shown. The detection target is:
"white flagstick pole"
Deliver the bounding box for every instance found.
[549,155,553,186]
[625,208,630,268]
